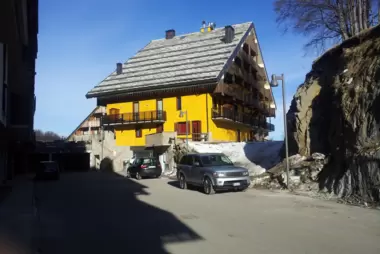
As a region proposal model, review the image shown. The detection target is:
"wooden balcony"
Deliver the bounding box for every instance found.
[239,51,266,82]
[81,119,101,128]
[260,102,276,117]
[211,108,273,131]
[214,83,271,111]
[103,110,167,126]
[214,83,244,101]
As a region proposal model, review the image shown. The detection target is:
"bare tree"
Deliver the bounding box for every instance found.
[274,0,379,53]
[35,129,65,142]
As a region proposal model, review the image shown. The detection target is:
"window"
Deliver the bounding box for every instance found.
[193,156,201,166]
[175,122,190,135]
[138,158,157,166]
[109,108,120,115]
[156,99,163,120]
[192,120,202,141]
[133,102,139,121]
[135,127,142,138]
[179,155,190,165]
[176,96,182,110]
[200,154,233,166]
[156,99,163,111]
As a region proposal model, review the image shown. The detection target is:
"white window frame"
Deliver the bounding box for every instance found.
[0,43,8,126]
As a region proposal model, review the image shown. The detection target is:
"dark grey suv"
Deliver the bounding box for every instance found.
[176,153,250,195]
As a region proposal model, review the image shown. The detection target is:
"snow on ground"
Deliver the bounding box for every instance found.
[188,141,284,175]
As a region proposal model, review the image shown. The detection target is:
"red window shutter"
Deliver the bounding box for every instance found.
[178,123,183,134]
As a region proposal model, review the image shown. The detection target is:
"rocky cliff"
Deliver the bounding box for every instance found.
[286,25,380,203]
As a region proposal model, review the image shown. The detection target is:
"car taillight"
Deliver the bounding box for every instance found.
[157,164,161,168]
[140,165,147,169]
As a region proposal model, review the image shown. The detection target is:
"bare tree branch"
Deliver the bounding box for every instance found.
[274,0,379,55]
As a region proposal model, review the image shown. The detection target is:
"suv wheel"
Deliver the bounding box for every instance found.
[179,174,187,190]
[203,177,215,195]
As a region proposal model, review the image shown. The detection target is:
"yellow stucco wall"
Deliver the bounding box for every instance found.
[106,93,253,146]
[107,94,208,146]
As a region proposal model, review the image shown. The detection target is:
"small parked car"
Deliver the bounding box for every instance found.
[176,153,250,195]
[35,161,60,180]
[126,157,162,180]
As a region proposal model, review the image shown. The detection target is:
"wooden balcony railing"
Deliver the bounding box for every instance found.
[103,110,167,125]
[211,108,274,131]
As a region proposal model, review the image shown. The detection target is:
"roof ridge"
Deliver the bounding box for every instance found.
[150,21,253,42]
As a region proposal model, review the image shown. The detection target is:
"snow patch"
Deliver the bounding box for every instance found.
[188,141,283,175]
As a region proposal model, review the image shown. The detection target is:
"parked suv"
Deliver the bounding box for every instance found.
[126,157,162,180]
[176,153,250,195]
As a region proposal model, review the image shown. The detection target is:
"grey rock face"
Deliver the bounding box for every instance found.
[251,153,327,190]
[286,26,380,203]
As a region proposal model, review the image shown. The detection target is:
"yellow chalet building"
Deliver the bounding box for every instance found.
[86,21,276,151]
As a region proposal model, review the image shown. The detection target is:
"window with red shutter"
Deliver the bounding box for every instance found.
[175,122,190,135]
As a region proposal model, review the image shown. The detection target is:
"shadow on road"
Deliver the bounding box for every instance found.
[167,180,202,193]
[33,166,203,254]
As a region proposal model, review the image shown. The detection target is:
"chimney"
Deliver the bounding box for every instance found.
[116,63,123,75]
[165,29,175,39]
[224,25,235,43]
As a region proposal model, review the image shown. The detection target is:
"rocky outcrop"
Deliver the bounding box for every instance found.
[252,153,326,190]
[286,26,380,203]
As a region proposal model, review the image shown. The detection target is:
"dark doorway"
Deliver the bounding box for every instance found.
[156,124,164,133]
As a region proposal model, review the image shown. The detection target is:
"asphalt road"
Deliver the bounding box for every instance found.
[33,172,380,254]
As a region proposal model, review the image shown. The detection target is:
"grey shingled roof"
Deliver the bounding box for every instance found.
[86,22,254,98]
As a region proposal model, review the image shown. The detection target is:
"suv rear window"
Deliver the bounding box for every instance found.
[139,158,157,165]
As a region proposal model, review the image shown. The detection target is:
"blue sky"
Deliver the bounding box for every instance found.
[35,0,315,140]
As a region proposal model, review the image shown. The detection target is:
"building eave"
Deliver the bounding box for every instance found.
[251,23,277,113]
[86,78,218,99]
